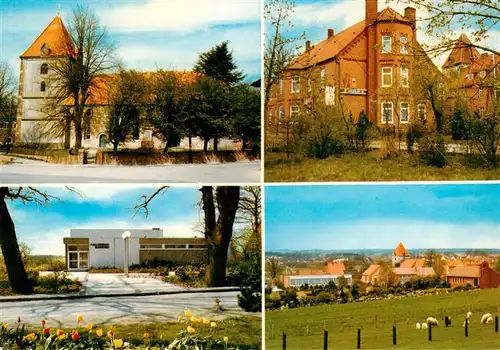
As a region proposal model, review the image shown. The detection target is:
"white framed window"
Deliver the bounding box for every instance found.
[40,81,46,92]
[320,68,326,88]
[291,75,300,93]
[40,63,49,75]
[400,35,408,54]
[478,88,484,97]
[400,102,410,123]
[400,66,409,87]
[466,73,473,80]
[417,103,426,121]
[382,67,393,87]
[279,79,284,95]
[382,35,392,53]
[381,101,394,123]
[278,105,284,122]
[479,71,486,78]
[290,105,300,120]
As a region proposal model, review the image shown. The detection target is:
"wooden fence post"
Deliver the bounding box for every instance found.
[357,328,361,349]
[392,325,396,345]
[495,316,498,333]
[465,318,468,337]
[282,333,286,350]
[428,323,432,341]
[324,330,328,350]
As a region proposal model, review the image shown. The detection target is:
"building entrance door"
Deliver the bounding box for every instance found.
[67,248,89,270]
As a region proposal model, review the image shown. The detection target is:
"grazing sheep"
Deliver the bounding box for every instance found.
[486,317,494,324]
[416,322,421,330]
[466,311,472,319]
[422,323,428,330]
[481,313,492,324]
[444,316,452,327]
[426,317,439,326]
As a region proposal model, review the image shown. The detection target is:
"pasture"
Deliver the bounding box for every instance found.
[266,288,500,349]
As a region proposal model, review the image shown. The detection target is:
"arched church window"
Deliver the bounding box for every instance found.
[40,63,48,75]
[40,81,46,92]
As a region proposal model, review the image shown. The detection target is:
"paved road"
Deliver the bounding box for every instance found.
[0,158,261,183]
[0,291,255,328]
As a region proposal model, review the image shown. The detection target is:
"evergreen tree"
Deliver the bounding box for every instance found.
[194,41,244,84]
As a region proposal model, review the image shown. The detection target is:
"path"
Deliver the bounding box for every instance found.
[0,291,254,328]
[0,158,261,183]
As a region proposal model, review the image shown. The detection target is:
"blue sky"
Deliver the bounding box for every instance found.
[8,186,205,255]
[0,0,261,83]
[265,0,500,68]
[265,184,500,251]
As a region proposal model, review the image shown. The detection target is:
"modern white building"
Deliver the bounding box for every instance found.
[284,274,353,288]
[63,228,207,271]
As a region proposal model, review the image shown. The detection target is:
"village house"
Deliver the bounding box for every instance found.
[446,260,500,289]
[280,261,352,287]
[266,0,439,130]
[393,266,435,283]
[63,228,207,271]
[361,264,381,284]
[442,34,500,115]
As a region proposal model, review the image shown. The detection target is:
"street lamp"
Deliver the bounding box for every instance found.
[122,231,131,277]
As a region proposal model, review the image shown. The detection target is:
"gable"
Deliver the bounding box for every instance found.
[21,16,74,58]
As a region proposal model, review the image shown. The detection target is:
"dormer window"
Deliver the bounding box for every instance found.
[40,63,48,75]
[382,35,392,53]
[40,81,46,92]
[40,43,51,56]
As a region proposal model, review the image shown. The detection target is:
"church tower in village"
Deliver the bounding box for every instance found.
[16,15,73,145]
[392,241,410,266]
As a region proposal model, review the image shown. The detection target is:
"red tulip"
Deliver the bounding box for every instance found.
[41,319,46,327]
[72,331,80,341]
[44,328,50,335]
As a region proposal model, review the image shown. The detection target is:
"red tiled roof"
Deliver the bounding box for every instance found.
[400,258,425,268]
[325,262,346,275]
[377,7,411,22]
[442,33,481,69]
[448,265,481,278]
[362,264,381,276]
[21,16,74,58]
[393,242,410,257]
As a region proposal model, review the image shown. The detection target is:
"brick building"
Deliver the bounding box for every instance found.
[266,0,439,130]
[446,260,500,289]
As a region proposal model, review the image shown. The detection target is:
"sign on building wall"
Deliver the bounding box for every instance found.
[325,86,335,106]
[90,243,110,249]
[340,88,367,96]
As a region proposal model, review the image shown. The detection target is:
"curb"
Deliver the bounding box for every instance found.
[0,287,241,304]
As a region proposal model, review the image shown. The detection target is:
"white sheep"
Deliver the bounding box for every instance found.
[421,323,428,329]
[416,322,421,330]
[426,317,439,326]
[486,317,494,324]
[466,311,472,319]
[481,313,492,324]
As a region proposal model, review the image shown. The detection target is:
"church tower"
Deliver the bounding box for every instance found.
[16,15,73,145]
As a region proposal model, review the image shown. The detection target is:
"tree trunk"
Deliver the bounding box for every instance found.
[203,138,209,152]
[241,137,247,152]
[74,118,83,150]
[64,116,71,149]
[213,134,219,153]
[113,142,118,155]
[201,186,240,287]
[188,130,193,164]
[0,188,33,295]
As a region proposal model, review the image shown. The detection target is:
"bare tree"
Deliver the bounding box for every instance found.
[47,4,118,150]
[0,187,63,294]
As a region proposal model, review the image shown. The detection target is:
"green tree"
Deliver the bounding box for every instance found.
[107,69,146,153]
[0,61,17,150]
[232,84,261,151]
[194,41,244,85]
[266,257,283,285]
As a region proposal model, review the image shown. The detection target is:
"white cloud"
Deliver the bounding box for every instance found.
[99,0,260,33]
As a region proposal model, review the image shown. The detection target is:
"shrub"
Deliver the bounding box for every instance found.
[419,134,447,167]
[233,253,261,312]
[315,291,332,304]
[307,136,345,159]
[451,110,469,140]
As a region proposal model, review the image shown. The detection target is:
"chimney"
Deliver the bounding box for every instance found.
[365,0,378,24]
[328,29,334,39]
[404,7,416,28]
[306,40,311,51]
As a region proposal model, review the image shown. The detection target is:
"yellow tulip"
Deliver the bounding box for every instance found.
[177,315,182,322]
[23,333,36,341]
[190,316,196,322]
[85,323,93,331]
[76,314,84,323]
[2,323,7,329]
[113,338,123,348]
[57,334,66,341]
[187,326,196,334]
[210,322,217,328]
[203,318,210,324]
[224,336,229,342]
[184,310,192,317]
[143,332,149,339]
[96,328,103,337]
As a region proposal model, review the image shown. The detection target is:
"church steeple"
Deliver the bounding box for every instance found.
[20,15,73,58]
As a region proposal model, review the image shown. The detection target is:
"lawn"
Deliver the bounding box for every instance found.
[264,152,500,182]
[266,288,500,349]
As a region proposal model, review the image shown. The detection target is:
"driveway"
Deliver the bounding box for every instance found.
[0,158,261,183]
[0,291,255,328]
[39,272,185,295]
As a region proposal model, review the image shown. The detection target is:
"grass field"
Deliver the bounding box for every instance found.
[264,152,500,182]
[266,288,500,349]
